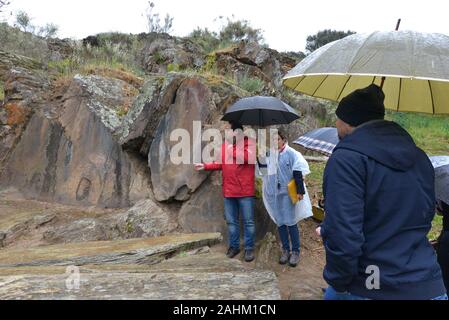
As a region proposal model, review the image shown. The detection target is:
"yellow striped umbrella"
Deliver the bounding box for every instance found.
[283,30,449,114]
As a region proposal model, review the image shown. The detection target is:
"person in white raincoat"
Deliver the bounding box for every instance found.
[259,130,312,267]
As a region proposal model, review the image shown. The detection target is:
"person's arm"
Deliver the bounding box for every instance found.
[292,149,309,199]
[197,144,223,171]
[320,150,366,293]
[203,162,222,171]
[293,170,305,195]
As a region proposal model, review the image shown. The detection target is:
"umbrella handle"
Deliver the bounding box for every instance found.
[381,19,401,89]
[395,19,401,31]
[380,77,386,89]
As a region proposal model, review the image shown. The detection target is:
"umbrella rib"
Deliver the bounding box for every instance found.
[348,32,378,71]
[428,80,436,114]
[312,75,329,96]
[293,76,306,92]
[336,76,352,101]
[397,77,402,112]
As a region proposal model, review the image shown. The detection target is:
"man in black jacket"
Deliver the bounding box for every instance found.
[318,84,447,300]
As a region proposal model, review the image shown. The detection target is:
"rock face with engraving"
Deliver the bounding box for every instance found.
[1,74,150,208]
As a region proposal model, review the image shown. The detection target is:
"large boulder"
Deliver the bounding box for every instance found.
[140,34,205,73]
[179,172,277,242]
[214,41,302,90]
[113,198,178,239]
[118,74,185,156]
[148,76,216,201]
[118,72,247,202]
[178,173,226,236]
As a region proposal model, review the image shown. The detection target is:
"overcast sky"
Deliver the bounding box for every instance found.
[3,0,449,52]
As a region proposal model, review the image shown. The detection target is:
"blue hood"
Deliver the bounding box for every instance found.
[335,120,419,172]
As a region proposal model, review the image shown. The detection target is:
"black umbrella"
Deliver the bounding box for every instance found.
[293,127,338,156]
[430,156,449,205]
[222,96,299,126]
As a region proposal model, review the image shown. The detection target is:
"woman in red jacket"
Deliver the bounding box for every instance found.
[195,121,256,262]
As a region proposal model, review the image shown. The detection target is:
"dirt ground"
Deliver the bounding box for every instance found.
[210,218,327,300]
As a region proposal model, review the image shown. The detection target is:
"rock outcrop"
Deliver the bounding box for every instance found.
[0,250,280,300]
[214,41,301,89]
[0,233,281,300]
[0,51,49,168]
[0,35,331,249]
[0,233,222,267]
[1,73,151,208]
[140,33,205,73]
[0,192,179,247]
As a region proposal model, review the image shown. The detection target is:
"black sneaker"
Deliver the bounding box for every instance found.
[226,247,240,258]
[244,249,255,262]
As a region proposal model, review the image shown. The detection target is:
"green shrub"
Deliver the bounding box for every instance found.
[201,53,217,73]
[72,40,144,77]
[96,32,137,49]
[255,177,263,199]
[48,58,79,75]
[167,63,180,72]
[239,76,265,93]
[188,27,220,53]
[187,18,264,53]
[152,51,166,64]
[116,106,129,118]
[218,17,264,44]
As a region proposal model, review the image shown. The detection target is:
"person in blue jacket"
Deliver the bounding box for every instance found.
[317,84,447,300]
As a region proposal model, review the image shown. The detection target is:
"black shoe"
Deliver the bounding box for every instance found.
[226,247,240,258]
[244,249,255,262]
[279,249,290,265]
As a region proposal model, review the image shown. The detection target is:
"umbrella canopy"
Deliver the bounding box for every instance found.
[429,156,449,204]
[429,155,449,169]
[435,164,449,205]
[222,96,299,126]
[283,30,449,114]
[293,127,338,156]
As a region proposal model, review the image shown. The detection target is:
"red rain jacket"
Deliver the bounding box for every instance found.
[203,137,256,198]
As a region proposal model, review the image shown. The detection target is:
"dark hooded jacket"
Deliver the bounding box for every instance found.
[321,120,446,299]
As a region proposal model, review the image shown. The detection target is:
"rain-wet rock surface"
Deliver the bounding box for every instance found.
[0,233,223,267]
[0,232,281,300]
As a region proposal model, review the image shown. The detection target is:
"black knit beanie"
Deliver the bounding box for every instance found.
[336,84,386,127]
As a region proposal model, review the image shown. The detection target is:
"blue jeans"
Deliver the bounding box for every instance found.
[324,286,449,300]
[224,197,255,250]
[278,224,300,253]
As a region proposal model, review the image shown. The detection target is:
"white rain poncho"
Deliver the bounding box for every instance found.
[258,144,313,226]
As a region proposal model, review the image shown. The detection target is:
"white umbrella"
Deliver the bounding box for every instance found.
[283,30,449,114]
